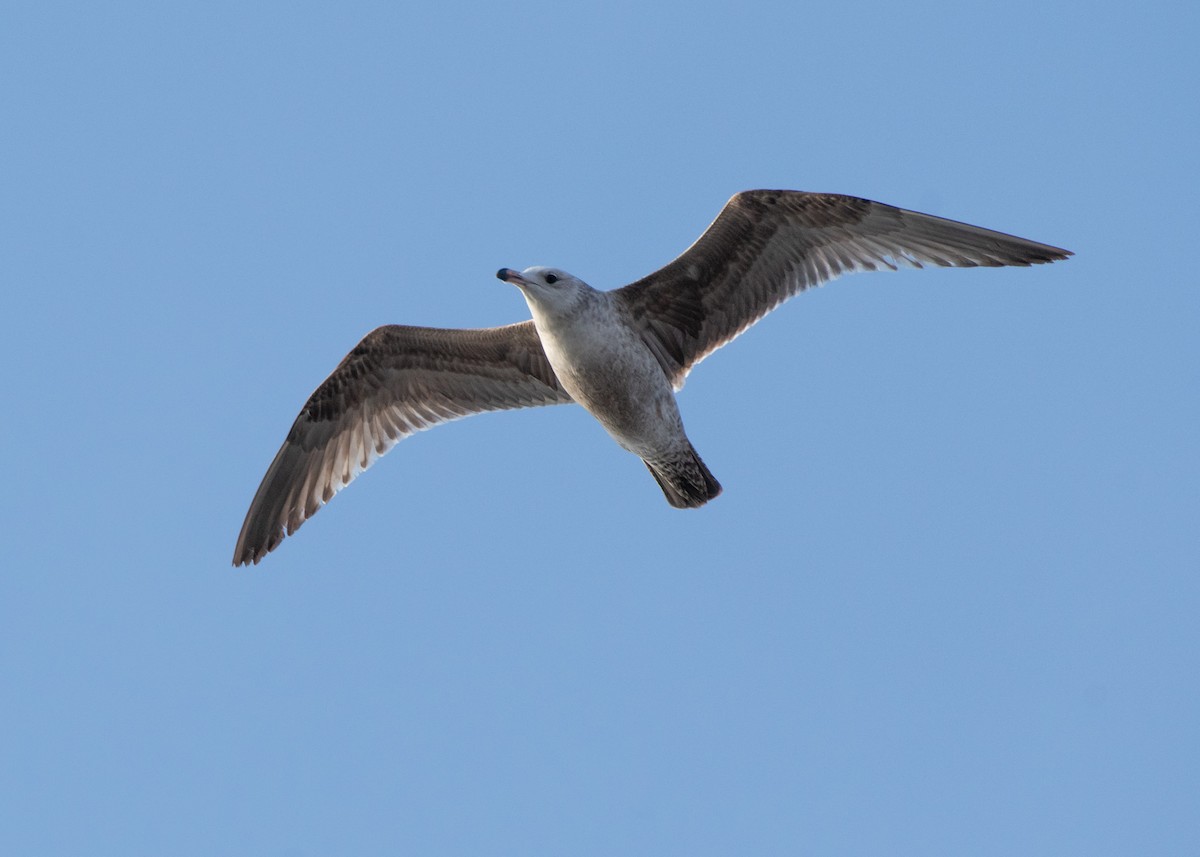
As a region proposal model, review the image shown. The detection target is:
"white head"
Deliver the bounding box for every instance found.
[496,266,594,316]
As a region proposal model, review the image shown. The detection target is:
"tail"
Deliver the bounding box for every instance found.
[644,444,723,509]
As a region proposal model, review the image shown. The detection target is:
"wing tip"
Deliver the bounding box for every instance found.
[1012,244,1073,266]
[232,527,282,567]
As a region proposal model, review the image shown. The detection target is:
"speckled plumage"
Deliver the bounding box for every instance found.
[233,190,1071,565]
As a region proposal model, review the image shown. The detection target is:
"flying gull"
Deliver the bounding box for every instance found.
[233,190,1071,565]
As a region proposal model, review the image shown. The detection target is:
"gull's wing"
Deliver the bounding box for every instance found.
[233,321,570,566]
[616,190,1072,388]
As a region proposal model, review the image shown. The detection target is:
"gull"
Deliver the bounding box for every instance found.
[233,190,1071,565]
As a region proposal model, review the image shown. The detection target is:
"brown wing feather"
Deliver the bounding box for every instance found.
[233,320,570,565]
[616,190,1072,388]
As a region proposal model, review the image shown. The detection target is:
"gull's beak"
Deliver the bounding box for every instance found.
[497,268,530,287]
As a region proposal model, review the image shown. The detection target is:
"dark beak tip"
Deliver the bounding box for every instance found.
[496,268,512,282]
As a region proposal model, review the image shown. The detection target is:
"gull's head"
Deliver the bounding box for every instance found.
[496,266,592,314]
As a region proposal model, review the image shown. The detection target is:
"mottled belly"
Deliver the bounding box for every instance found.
[559,359,682,454]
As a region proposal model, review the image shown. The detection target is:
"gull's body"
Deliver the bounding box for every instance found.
[501,266,720,508]
[233,190,1071,565]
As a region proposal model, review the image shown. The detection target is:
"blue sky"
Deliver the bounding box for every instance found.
[3,0,1197,854]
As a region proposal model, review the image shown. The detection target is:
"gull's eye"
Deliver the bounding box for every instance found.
[544,273,559,284]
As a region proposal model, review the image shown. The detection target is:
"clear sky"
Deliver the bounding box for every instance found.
[3,1,1197,854]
